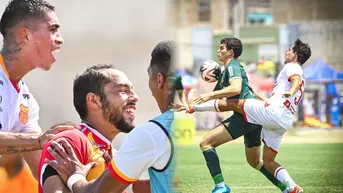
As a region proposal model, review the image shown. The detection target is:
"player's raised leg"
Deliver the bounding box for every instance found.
[187,91,243,114]
[262,129,303,193]
[199,124,232,193]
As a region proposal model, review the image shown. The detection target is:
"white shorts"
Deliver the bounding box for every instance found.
[242,99,294,152]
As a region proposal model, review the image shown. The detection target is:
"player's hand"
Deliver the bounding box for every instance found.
[45,138,97,183]
[193,94,211,105]
[169,103,187,112]
[38,121,80,149]
[282,91,293,98]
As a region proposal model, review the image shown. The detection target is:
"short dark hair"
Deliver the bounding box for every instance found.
[73,63,114,119]
[149,40,176,77]
[0,0,55,38]
[293,39,311,65]
[220,37,243,58]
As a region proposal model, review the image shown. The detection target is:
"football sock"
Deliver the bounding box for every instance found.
[202,147,224,185]
[192,100,219,112]
[274,166,296,188]
[260,165,288,191]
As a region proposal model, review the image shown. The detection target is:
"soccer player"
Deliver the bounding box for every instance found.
[173,37,289,193]
[38,64,147,193]
[0,0,78,179]
[184,39,311,193]
[45,41,176,193]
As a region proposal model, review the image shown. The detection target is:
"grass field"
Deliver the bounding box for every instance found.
[175,143,343,193]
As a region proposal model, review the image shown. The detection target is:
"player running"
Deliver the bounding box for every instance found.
[44,41,177,193]
[38,64,147,193]
[0,0,78,179]
[182,39,311,193]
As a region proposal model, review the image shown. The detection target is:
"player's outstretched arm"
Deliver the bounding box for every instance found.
[193,78,242,105]
[0,122,79,154]
[46,126,157,193]
[1,132,45,179]
[209,78,242,99]
[0,132,42,154]
[193,63,245,104]
[45,140,151,193]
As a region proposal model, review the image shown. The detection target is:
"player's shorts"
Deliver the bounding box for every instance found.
[222,112,262,148]
[242,99,294,152]
[261,127,285,153]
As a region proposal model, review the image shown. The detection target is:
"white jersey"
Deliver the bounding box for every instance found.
[108,121,171,183]
[242,63,305,152]
[269,62,305,115]
[0,55,41,134]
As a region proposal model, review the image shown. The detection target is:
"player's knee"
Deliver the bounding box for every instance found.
[225,99,235,107]
[227,99,239,105]
[246,156,260,169]
[199,138,214,151]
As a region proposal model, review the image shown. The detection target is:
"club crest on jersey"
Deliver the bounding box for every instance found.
[19,104,29,124]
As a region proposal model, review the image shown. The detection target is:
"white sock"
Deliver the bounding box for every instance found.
[192,100,220,112]
[274,166,296,188]
[216,182,225,187]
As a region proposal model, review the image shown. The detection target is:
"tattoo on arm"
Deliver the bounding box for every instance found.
[6,146,40,153]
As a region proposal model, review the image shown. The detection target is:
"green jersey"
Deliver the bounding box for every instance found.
[214,59,253,99]
[214,60,261,148]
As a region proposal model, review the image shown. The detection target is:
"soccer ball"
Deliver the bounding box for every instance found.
[199,60,221,83]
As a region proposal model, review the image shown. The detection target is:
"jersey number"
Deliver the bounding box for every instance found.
[283,80,304,111]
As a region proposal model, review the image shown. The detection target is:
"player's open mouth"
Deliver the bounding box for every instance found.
[51,47,61,59]
[52,47,60,53]
[124,107,136,116]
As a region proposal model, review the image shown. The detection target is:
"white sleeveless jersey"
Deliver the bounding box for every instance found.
[269,62,305,114]
[0,55,41,133]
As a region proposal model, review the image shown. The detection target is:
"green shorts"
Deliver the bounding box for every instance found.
[222,112,262,148]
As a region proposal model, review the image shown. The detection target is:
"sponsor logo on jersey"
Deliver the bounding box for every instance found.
[228,66,233,77]
[23,94,30,99]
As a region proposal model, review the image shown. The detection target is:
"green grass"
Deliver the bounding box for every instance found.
[175,144,343,193]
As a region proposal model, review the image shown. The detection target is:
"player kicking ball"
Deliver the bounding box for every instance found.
[178,39,311,193]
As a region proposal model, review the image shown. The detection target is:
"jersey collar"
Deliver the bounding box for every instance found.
[80,122,112,151]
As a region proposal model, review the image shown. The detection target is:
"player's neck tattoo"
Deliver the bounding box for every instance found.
[1,37,23,61]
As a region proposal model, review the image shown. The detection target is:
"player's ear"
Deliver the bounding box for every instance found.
[293,52,298,62]
[17,27,29,43]
[157,72,165,89]
[228,48,234,56]
[86,93,101,110]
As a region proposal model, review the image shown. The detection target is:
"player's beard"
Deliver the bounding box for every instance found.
[101,99,135,133]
